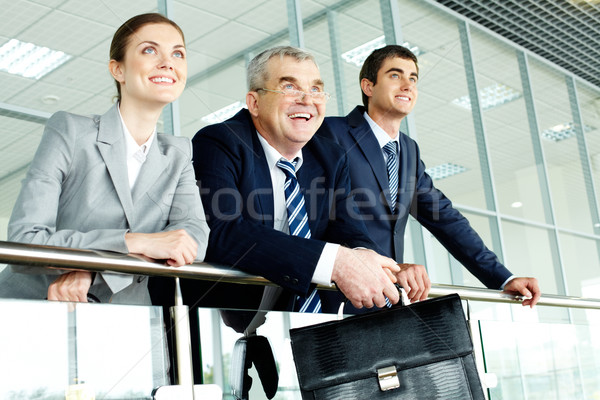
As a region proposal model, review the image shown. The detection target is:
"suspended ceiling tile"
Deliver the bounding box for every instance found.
[1,133,42,163]
[0,72,36,103]
[334,12,382,52]
[236,0,288,35]
[23,0,66,8]
[7,80,93,114]
[341,0,382,31]
[0,117,43,148]
[59,0,156,27]
[42,57,113,95]
[186,61,246,98]
[18,9,114,56]
[0,0,50,37]
[178,0,268,21]
[79,37,112,64]
[67,87,117,117]
[185,50,222,78]
[301,0,329,16]
[397,0,439,24]
[189,21,270,60]
[172,3,229,45]
[180,86,244,121]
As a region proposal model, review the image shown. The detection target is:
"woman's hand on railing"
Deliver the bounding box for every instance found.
[125,230,198,267]
[47,271,93,302]
[503,277,541,308]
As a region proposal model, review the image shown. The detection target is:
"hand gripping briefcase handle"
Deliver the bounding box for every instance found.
[289,293,486,400]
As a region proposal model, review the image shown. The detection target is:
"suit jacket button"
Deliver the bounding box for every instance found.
[292,278,299,285]
[283,275,290,282]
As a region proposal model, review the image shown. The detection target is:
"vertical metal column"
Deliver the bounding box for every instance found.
[157,1,194,397]
[517,51,568,297]
[380,0,420,141]
[566,77,600,241]
[158,0,182,136]
[457,21,505,264]
[287,0,304,48]
[380,0,428,267]
[169,278,195,388]
[160,101,182,136]
[566,76,600,264]
[380,0,403,45]
[327,10,347,115]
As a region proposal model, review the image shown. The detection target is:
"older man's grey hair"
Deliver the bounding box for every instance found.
[247,46,317,91]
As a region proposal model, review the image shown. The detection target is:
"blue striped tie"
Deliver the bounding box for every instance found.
[276,158,321,313]
[383,141,399,213]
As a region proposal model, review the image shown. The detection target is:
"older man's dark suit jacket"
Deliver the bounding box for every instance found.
[180,109,378,313]
[319,106,512,289]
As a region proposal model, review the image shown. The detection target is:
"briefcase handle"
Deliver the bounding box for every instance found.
[336,284,408,319]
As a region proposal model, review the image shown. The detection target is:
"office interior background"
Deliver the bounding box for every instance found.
[1,0,600,399]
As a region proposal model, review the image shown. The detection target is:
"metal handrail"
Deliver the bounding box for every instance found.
[1,240,600,310]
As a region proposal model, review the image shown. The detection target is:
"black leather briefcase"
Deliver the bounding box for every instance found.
[289,294,485,399]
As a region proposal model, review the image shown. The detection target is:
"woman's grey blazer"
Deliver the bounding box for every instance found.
[3,104,209,304]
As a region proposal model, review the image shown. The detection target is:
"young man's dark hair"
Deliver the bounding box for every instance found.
[359,45,419,110]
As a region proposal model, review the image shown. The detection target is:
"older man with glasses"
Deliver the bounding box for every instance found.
[172,46,435,316]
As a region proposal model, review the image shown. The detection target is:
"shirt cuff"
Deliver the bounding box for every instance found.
[500,275,515,290]
[312,243,340,286]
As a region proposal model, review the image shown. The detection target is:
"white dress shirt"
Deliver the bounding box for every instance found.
[364,111,400,161]
[256,132,338,286]
[103,107,156,295]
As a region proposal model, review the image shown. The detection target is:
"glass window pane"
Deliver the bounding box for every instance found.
[480,320,597,400]
[178,0,289,138]
[0,301,168,399]
[399,0,488,210]
[559,232,600,299]
[529,58,595,234]
[425,211,497,288]
[301,0,382,117]
[501,220,559,294]
[469,27,547,223]
[576,81,600,206]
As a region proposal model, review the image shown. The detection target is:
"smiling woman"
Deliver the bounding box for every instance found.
[3,13,209,305]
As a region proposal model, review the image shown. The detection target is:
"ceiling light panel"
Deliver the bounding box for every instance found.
[201,101,246,124]
[452,83,521,110]
[541,122,595,142]
[341,36,422,67]
[426,162,467,180]
[0,39,71,79]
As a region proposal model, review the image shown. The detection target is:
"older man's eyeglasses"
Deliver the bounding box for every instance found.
[258,88,331,104]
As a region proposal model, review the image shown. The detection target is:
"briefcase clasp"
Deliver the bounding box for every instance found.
[377,366,400,391]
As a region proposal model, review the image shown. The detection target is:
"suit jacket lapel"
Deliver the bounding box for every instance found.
[396,133,413,228]
[347,108,394,211]
[248,115,274,227]
[96,104,135,228]
[297,147,323,234]
[132,137,167,206]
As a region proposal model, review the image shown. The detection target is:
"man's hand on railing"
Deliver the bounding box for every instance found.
[125,230,198,267]
[47,271,93,302]
[503,277,541,308]
[394,263,431,303]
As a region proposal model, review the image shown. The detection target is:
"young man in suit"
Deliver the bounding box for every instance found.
[320,45,540,307]
[183,46,432,314]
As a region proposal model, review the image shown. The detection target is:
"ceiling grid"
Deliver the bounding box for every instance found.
[434,0,600,88]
